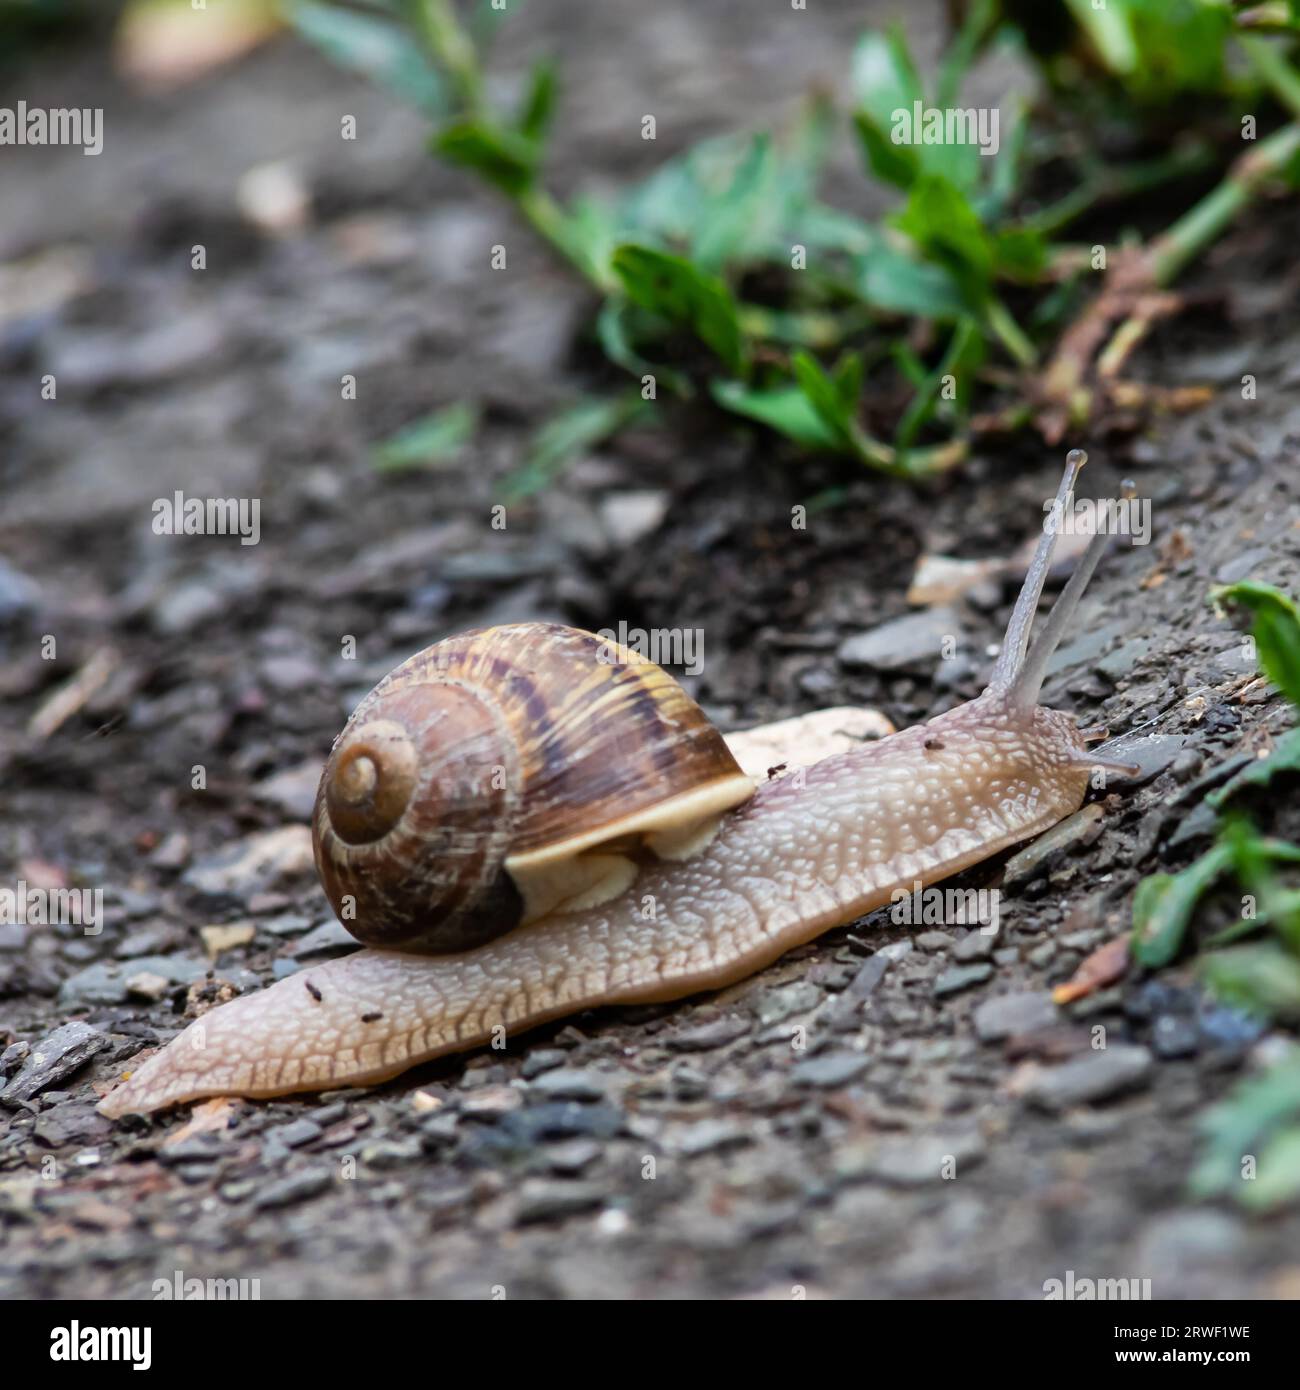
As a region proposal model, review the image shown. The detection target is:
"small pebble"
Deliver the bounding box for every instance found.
[1022,1045,1154,1111]
[974,992,1058,1043]
[934,963,994,998]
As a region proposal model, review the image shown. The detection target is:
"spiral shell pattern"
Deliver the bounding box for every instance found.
[312,623,753,952]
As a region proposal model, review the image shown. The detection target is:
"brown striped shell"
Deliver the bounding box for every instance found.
[312,623,756,952]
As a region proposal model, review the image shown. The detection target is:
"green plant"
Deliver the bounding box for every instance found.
[285,0,1300,493]
[1130,582,1300,1210]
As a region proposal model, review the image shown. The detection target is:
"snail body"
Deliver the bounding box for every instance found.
[100,451,1138,1119]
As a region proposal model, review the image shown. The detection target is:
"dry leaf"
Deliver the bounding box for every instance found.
[164,1097,238,1148]
[1052,936,1131,1005]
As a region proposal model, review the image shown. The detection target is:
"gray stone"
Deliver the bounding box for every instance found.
[792,1052,869,1088]
[1094,638,1152,684]
[1,1023,109,1104]
[1023,1045,1154,1111]
[1215,547,1272,585]
[953,932,996,963]
[677,1118,751,1156]
[183,826,315,902]
[755,981,822,1025]
[1004,805,1104,887]
[0,923,28,952]
[1135,1210,1247,1271]
[504,1101,622,1143]
[287,918,359,959]
[268,1119,323,1149]
[58,954,208,1007]
[1167,803,1219,850]
[528,1068,608,1102]
[544,1139,601,1174]
[837,606,961,675]
[360,1139,422,1168]
[934,963,993,998]
[664,1017,749,1051]
[839,1128,985,1186]
[974,991,1058,1043]
[252,1170,332,1210]
[32,1103,111,1148]
[520,1048,568,1079]
[254,760,322,820]
[1152,1014,1199,1059]
[844,954,891,1000]
[513,1180,605,1225]
[1091,733,1185,786]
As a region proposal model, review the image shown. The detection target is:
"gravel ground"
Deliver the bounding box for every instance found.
[2,0,1300,1300]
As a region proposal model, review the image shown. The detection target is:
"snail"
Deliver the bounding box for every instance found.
[99,449,1139,1119]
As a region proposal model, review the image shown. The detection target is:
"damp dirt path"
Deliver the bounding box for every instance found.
[2,1,1300,1299]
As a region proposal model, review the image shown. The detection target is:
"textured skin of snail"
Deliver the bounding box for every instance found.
[97,451,1130,1119]
[98,695,1092,1117]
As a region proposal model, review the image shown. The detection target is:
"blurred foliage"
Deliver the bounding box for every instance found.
[283,0,1300,484]
[0,0,122,52]
[1130,583,1300,1209]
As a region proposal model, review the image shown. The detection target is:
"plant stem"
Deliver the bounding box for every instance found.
[1150,121,1300,285]
[1240,32,1300,115]
[410,0,483,114]
[1023,144,1216,238]
[516,185,612,291]
[986,295,1037,367]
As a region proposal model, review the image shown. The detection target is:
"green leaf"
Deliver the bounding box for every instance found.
[516,59,556,142]
[610,244,748,374]
[895,316,984,449]
[432,118,538,196]
[851,28,924,190]
[789,350,908,474]
[503,394,650,501]
[595,299,690,397]
[373,402,478,472]
[1246,1126,1300,1210]
[553,193,620,284]
[792,350,855,447]
[851,25,984,193]
[1063,0,1233,98]
[689,134,775,274]
[892,174,993,304]
[1063,0,1140,76]
[711,379,845,452]
[1210,581,1300,708]
[853,109,921,193]
[1131,842,1233,968]
[992,225,1049,282]
[850,244,968,319]
[935,0,998,106]
[1192,1047,1300,1203]
[1210,732,1300,808]
[1202,943,1300,1023]
[288,0,445,113]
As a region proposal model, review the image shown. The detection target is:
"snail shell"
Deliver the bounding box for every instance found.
[312,623,755,952]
